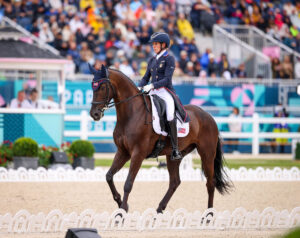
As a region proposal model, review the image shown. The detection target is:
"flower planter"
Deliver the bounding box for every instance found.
[13,157,39,169]
[72,157,94,169]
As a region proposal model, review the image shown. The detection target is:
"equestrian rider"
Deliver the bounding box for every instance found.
[138,32,182,161]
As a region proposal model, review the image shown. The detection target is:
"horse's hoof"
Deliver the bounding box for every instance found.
[120,205,129,213]
[156,208,163,214]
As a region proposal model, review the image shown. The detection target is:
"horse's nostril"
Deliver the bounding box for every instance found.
[94,112,99,118]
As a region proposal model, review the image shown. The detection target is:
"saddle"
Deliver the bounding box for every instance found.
[150,95,190,137]
[146,95,190,159]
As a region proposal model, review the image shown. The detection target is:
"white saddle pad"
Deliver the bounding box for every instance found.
[150,95,189,137]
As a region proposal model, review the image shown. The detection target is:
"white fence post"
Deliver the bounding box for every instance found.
[252,113,259,156]
[80,110,88,140]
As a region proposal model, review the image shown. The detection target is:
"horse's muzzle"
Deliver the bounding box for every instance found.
[90,109,103,121]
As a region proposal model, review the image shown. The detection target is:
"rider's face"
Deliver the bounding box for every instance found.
[152,42,161,54]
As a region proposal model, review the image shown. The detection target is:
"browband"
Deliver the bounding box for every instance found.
[92,78,108,91]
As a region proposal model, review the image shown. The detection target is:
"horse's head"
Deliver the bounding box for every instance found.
[89,64,114,121]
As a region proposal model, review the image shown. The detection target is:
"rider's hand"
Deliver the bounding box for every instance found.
[143,83,154,92]
[137,86,143,91]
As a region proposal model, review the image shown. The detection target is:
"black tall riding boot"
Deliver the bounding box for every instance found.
[168,119,182,161]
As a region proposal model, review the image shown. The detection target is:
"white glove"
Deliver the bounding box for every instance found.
[143,83,154,92]
[137,86,142,91]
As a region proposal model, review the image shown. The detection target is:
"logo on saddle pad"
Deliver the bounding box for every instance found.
[178,128,186,134]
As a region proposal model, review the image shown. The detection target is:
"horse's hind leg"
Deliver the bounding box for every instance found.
[106,150,130,208]
[156,155,181,213]
[197,146,216,208]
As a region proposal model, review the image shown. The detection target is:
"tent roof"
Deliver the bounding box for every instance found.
[0,20,71,70]
[0,39,63,59]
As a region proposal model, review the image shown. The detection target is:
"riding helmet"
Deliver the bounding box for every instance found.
[148,32,170,47]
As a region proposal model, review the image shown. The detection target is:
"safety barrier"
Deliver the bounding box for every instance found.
[0,166,299,182]
[0,207,299,233]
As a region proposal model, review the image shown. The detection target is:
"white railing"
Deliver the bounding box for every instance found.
[216,114,300,155]
[64,112,115,140]
[64,111,300,155]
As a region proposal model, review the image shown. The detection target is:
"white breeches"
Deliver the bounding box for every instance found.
[150,87,175,121]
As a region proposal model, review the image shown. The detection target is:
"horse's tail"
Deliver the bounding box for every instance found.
[214,136,232,195]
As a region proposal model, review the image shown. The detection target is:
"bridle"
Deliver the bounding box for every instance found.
[91,79,115,113]
[91,77,145,113]
[90,65,151,124]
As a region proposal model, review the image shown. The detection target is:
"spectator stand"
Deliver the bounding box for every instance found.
[218,24,300,79]
[213,24,271,78]
[0,16,72,147]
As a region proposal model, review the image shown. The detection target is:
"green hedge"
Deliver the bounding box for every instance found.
[13,137,38,157]
[69,140,95,158]
[296,143,300,160]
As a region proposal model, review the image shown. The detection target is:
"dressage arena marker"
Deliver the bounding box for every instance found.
[0,166,299,182]
[0,207,299,233]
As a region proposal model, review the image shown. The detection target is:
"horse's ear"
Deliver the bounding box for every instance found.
[88,63,97,75]
[101,64,109,78]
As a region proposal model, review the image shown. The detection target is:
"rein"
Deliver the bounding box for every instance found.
[91,80,147,113]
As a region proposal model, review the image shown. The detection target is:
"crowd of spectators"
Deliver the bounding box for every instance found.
[189,0,300,52]
[0,0,246,79]
[0,0,199,78]
[271,54,294,79]
[0,0,299,79]
[188,0,300,79]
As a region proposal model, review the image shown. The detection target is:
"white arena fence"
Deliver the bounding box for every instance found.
[0,166,299,182]
[0,207,299,233]
[64,112,300,156]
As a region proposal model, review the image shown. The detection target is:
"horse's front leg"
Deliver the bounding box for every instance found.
[120,150,144,212]
[156,155,181,213]
[106,150,130,208]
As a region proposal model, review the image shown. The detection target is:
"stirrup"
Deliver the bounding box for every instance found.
[171,150,182,161]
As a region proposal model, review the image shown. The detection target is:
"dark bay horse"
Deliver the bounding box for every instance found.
[89,65,231,213]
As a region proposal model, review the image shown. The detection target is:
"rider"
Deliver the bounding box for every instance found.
[138,32,182,161]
